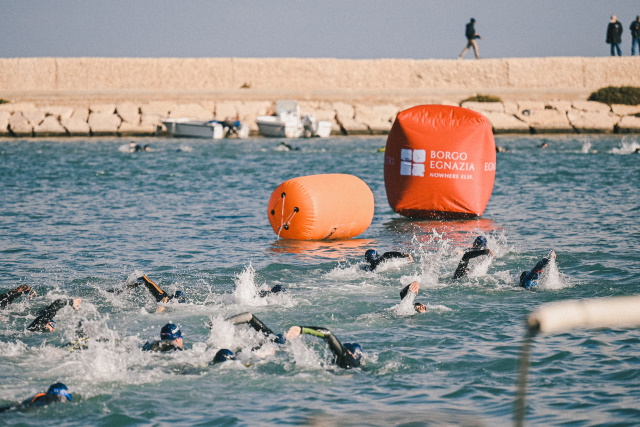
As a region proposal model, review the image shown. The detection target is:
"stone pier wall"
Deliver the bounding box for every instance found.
[1,57,639,136]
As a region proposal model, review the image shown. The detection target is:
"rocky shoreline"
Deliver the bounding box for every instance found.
[1,57,639,137]
[1,98,639,137]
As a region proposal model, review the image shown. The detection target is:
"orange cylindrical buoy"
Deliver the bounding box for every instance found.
[267,174,374,240]
[384,105,496,219]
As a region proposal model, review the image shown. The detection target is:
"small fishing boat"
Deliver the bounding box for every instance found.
[162,118,249,139]
[256,100,332,138]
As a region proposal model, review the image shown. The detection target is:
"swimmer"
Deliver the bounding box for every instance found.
[210,348,236,365]
[0,284,35,309]
[519,250,556,290]
[0,382,72,413]
[364,249,413,271]
[453,236,494,280]
[257,284,286,298]
[276,141,299,151]
[540,142,549,149]
[399,281,427,313]
[225,312,286,344]
[26,298,82,332]
[142,323,184,352]
[128,142,143,152]
[130,276,186,311]
[285,326,362,369]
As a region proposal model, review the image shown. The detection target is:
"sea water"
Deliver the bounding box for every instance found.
[0,135,638,426]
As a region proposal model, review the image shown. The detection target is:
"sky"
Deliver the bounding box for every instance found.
[1,1,639,59]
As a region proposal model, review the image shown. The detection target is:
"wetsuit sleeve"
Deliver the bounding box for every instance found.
[370,252,409,270]
[27,299,72,331]
[137,276,169,303]
[453,249,491,279]
[227,312,275,336]
[0,288,27,309]
[399,284,411,300]
[300,327,347,362]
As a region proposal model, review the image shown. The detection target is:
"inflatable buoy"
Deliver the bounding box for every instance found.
[267,174,374,240]
[384,105,496,219]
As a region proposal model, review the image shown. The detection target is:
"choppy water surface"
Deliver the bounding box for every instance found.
[0,135,638,426]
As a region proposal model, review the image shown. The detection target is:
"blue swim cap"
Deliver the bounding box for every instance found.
[344,343,363,361]
[160,323,183,341]
[365,249,379,263]
[174,291,186,303]
[473,236,488,249]
[213,349,235,363]
[273,334,286,344]
[47,382,72,401]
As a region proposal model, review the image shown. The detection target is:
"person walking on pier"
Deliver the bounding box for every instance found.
[607,15,623,56]
[458,18,481,59]
[630,16,640,56]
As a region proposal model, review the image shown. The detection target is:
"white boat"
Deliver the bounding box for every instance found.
[256,100,304,138]
[162,118,250,139]
[256,100,332,138]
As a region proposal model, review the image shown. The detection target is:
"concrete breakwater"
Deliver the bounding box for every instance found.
[1,57,639,136]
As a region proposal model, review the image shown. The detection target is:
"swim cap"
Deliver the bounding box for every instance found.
[47,382,72,401]
[364,249,379,263]
[273,334,286,344]
[473,236,487,249]
[212,349,235,364]
[344,343,363,361]
[160,323,183,341]
[173,291,186,303]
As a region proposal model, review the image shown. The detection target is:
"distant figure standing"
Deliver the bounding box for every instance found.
[631,16,640,56]
[606,15,623,56]
[458,18,481,59]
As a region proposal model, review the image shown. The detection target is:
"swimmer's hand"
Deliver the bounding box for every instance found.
[548,250,556,260]
[405,254,413,263]
[72,298,82,310]
[285,326,301,339]
[408,281,420,295]
[14,284,31,294]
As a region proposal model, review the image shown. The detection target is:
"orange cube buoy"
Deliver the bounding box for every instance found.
[267,174,374,240]
[384,105,496,219]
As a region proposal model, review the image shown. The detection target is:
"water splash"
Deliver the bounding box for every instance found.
[538,257,572,290]
[610,136,640,155]
[232,264,267,306]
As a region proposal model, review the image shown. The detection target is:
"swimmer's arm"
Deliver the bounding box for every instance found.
[137,276,169,302]
[399,281,420,300]
[0,285,31,308]
[293,326,345,359]
[228,312,276,336]
[381,252,412,262]
[27,298,80,331]
[453,249,492,279]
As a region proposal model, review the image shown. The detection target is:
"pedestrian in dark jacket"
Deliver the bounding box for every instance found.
[607,15,623,56]
[458,18,481,59]
[630,16,640,56]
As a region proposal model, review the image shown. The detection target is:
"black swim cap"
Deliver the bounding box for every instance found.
[213,349,235,363]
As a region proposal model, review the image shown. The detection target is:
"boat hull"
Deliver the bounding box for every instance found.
[162,119,225,139]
